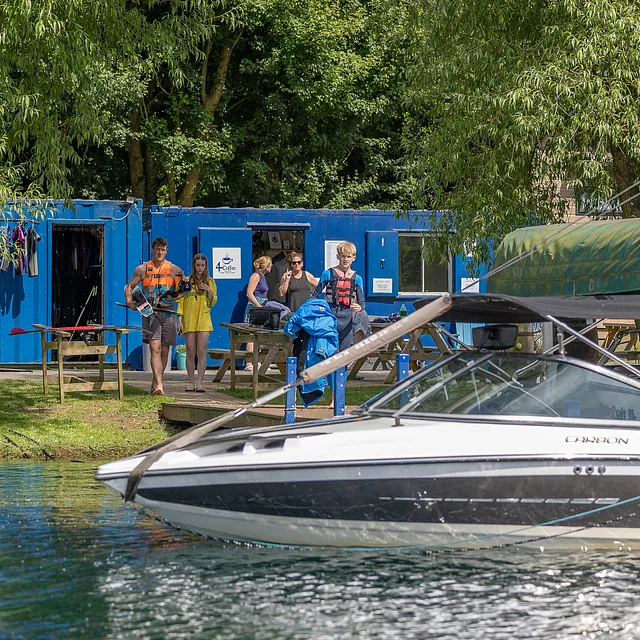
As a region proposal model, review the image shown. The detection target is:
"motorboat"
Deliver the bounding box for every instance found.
[96,293,640,550]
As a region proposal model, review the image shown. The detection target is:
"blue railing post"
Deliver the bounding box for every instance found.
[285,356,297,424]
[333,366,347,417]
[396,353,410,381]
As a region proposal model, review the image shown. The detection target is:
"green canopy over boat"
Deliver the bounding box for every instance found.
[489,218,640,296]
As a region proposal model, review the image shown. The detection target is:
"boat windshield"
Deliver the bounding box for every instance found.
[365,353,640,421]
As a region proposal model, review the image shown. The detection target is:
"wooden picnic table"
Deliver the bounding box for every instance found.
[348,322,453,384]
[220,322,293,399]
[34,324,129,402]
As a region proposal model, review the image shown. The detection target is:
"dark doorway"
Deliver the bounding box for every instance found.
[51,224,104,329]
[251,228,306,302]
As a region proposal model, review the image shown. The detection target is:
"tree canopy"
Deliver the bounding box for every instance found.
[404,0,640,268]
[0,0,411,216]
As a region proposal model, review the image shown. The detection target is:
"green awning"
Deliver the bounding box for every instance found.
[488,219,640,296]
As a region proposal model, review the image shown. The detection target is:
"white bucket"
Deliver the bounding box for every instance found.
[143,343,172,373]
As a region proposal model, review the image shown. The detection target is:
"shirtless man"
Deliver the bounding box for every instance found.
[125,237,185,395]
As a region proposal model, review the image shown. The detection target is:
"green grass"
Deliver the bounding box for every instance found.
[0,380,178,460]
[218,385,387,406]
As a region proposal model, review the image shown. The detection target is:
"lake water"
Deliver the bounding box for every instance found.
[2,461,640,639]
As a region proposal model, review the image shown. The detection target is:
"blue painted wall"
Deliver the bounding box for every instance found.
[148,207,488,353]
[0,203,486,364]
[1,200,143,364]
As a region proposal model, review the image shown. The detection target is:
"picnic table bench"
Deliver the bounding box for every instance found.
[218,322,293,399]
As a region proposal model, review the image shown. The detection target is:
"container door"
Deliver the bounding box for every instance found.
[198,227,253,349]
[365,231,398,297]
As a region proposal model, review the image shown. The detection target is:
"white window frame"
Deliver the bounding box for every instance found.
[398,232,452,296]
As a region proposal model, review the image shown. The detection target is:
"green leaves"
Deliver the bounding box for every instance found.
[404,0,640,271]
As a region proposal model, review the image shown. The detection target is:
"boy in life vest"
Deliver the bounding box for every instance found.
[313,241,365,351]
[125,236,186,396]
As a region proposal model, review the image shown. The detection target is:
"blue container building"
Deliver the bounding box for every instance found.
[0,202,486,365]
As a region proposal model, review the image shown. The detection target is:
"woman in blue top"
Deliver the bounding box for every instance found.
[243,255,272,371]
[314,241,365,351]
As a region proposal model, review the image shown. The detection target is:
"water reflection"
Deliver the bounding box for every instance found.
[2,461,640,639]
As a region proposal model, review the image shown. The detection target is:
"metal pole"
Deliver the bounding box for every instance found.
[285,356,297,424]
[545,315,640,378]
[333,366,347,417]
[396,353,410,381]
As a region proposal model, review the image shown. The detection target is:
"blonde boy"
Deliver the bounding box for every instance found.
[313,241,366,350]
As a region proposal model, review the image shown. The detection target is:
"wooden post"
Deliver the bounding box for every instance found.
[252,332,259,400]
[229,327,236,392]
[40,330,49,395]
[57,334,65,403]
[116,331,124,400]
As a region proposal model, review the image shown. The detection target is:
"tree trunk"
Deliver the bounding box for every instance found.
[128,110,145,200]
[179,167,201,207]
[176,33,240,206]
[611,146,640,217]
[144,144,159,205]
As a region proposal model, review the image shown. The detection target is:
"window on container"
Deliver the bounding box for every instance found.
[398,234,450,294]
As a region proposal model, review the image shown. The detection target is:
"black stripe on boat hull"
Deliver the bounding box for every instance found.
[138,475,640,528]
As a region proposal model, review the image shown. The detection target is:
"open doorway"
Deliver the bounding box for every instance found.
[51,224,104,329]
[251,228,305,302]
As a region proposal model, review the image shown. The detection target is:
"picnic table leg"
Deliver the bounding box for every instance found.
[252,335,260,400]
[116,332,124,400]
[57,335,65,403]
[40,330,49,396]
[347,357,366,380]
[229,329,236,392]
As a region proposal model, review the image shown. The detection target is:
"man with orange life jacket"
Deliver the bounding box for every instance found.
[313,241,366,351]
[125,237,186,395]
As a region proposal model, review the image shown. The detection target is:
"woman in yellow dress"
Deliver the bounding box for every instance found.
[177,254,217,392]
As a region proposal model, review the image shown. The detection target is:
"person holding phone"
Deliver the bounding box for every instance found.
[177,254,217,392]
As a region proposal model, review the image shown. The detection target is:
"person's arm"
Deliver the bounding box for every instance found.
[246,272,262,307]
[279,271,292,297]
[312,270,329,298]
[124,265,145,309]
[208,278,217,307]
[306,271,319,287]
[176,296,185,334]
[351,275,365,312]
[169,264,187,300]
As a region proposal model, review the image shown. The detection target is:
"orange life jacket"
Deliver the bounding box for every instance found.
[141,260,177,304]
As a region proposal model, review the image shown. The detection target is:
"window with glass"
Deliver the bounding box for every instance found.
[368,353,640,421]
[398,234,450,294]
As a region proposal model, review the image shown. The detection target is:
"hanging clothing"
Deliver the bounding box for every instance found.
[0,226,10,272]
[27,226,41,277]
[176,277,217,333]
[12,225,26,276]
[267,252,288,302]
[284,298,339,406]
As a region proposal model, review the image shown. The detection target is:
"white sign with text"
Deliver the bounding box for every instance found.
[372,278,393,294]
[213,247,242,279]
[460,277,480,293]
[324,240,345,270]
